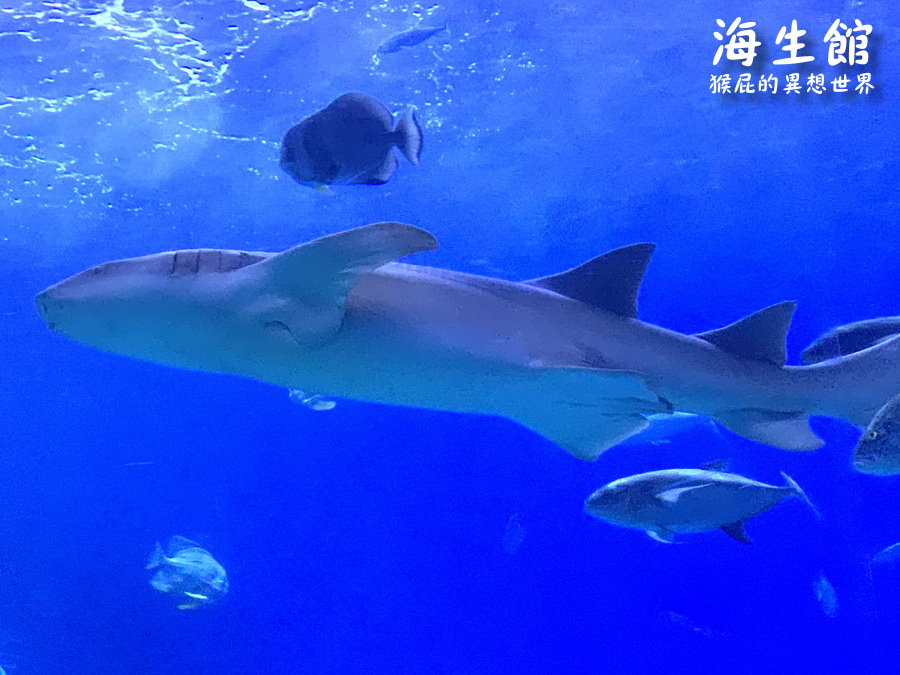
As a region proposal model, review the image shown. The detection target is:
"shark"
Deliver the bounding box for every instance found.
[35,222,900,461]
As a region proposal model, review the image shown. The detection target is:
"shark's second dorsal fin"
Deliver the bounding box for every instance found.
[252,222,437,345]
[526,243,655,319]
[695,301,796,366]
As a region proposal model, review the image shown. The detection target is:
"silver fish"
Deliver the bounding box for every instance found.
[377,23,447,54]
[814,571,838,618]
[854,392,900,475]
[585,468,819,543]
[802,316,900,364]
[147,536,228,609]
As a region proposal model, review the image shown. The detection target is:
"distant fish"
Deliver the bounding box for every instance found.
[280,92,423,190]
[288,389,336,411]
[801,316,900,364]
[501,512,525,555]
[814,571,838,618]
[854,392,900,475]
[147,536,228,610]
[584,467,819,543]
[873,541,900,565]
[617,412,720,446]
[377,23,447,54]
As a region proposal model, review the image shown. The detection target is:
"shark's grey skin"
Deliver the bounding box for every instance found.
[280,93,423,189]
[801,317,900,365]
[35,222,900,460]
[377,24,447,54]
[854,392,900,475]
[146,536,228,609]
[584,468,818,543]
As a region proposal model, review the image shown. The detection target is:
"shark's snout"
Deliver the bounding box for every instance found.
[35,288,61,332]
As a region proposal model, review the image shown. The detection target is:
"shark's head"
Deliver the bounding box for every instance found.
[36,249,269,368]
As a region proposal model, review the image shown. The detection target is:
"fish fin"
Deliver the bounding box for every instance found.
[695,301,796,366]
[394,107,423,165]
[780,471,822,519]
[312,183,335,195]
[655,484,712,504]
[721,521,752,543]
[352,152,398,185]
[526,243,655,319]
[167,536,202,555]
[715,409,824,451]
[248,222,437,346]
[647,528,677,544]
[700,459,730,472]
[146,541,166,570]
[509,366,670,461]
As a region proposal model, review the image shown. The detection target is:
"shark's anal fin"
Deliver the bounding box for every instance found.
[721,521,752,543]
[716,409,824,451]
[526,243,655,319]
[508,366,670,461]
[249,222,438,345]
[695,301,796,366]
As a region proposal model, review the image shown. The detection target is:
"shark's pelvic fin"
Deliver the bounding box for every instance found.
[695,301,796,366]
[525,243,655,319]
[716,409,823,450]
[509,365,670,460]
[721,520,752,543]
[250,222,438,345]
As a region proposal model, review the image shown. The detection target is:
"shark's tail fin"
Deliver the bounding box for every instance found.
[780,471,822,519]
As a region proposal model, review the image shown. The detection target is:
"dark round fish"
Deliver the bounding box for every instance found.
[801,316,900,364]
[854,392,900,475]
[280,92,423,190]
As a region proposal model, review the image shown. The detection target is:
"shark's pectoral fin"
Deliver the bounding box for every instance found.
[508,366,670,461]
[248,222,437,345]
[715,409,824,450]
[647,528,677,544]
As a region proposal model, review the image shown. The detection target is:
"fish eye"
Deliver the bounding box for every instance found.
[865,430,880,441]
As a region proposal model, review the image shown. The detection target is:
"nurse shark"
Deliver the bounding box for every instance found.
[35,222,900,461]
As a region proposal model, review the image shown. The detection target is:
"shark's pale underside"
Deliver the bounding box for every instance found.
[35,222,900,460]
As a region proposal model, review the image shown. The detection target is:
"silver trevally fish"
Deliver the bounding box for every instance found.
[814,571,838,618]
[802,316,900,365]
[377,23,448,54]
[35,222,900,461]
[584,466,819,543]
[147,536,228,610]
[854,392,900,475]
[280,93,423,191]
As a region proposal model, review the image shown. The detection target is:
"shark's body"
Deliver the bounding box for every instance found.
[35,223,900,460]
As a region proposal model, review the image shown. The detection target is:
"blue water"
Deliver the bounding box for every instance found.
[2,0,899,672]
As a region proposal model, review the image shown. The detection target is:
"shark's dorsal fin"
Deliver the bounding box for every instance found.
[252,222,437,345]
[695,301,796,366]
[526,243,655,319]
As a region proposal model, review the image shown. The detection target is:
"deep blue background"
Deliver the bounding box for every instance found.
[1,0,899,672]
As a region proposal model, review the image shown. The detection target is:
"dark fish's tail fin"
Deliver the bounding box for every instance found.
[146,541,166,570]
[780,471,822,519]
[394,107,423,165]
